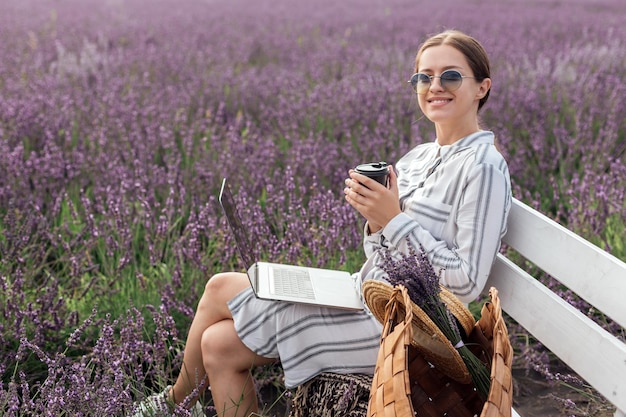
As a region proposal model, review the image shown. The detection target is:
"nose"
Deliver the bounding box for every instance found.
[429,76,445,92]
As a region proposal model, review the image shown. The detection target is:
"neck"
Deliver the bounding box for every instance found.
[435,125,481,146]
[435,118,481,146]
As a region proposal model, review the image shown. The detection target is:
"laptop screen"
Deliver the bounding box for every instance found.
[219,178,255,269]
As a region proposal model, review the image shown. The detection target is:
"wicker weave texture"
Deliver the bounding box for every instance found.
[408,350,485,417]
[363,280,474,384]
[479,288,513,417]
[288,373,371,417]
[367,287,414,417]
[408,287,513,417]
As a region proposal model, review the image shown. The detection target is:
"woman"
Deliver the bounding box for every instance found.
[131,29,511,417]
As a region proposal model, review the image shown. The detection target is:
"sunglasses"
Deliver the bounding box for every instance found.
[408,70,475,95]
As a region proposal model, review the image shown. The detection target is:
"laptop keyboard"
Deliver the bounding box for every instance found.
[272,267,315,299]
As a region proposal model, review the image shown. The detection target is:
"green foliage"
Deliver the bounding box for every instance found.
[590,214,626,260]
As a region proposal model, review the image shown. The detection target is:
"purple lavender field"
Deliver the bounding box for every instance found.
[1,0,625,415]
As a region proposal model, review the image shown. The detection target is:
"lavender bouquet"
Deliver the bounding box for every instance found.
[377,240,491,399]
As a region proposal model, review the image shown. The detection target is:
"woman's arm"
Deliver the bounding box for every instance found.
[381,162,510,302]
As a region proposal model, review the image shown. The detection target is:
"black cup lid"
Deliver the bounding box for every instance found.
[355,161,388,175]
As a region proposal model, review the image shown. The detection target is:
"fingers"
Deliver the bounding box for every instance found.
[344,174,359,195]
[343,180,363,205]
[346,171,381,191]
[344,173,373,202]
[388,165,397,190]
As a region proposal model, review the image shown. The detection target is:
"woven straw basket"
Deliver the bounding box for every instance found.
[289,373,372,417]
[288,286,512,417]
[475,287,514,417]
[367,285,415,417]
[363,281,476,384]
[363,282,513,417]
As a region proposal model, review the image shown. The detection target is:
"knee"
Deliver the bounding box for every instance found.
[204,272,233,293]
[201,324,235,370]
[198,272,236,308]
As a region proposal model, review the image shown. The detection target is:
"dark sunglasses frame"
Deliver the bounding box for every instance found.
[408,70,475,94]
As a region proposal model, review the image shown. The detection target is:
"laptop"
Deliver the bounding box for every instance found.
[219,178,364,311]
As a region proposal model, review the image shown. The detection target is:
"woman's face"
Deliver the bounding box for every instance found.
[415,44,490,127]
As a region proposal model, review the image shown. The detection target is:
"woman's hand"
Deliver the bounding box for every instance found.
[344,165,401,233]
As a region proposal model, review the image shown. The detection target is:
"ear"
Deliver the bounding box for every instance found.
[476,77,491,99]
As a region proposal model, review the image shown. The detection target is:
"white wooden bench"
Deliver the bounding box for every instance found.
[290,198,626,417]
[487,198,626,417]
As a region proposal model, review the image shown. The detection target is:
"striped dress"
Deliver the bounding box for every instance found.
[228,130,512,388]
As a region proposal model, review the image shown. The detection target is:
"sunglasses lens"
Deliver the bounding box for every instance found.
[409,70,466,94]
[440,70,463,91]
[409,73,431,94]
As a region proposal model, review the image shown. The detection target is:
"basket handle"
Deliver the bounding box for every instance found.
[381,285,413,336]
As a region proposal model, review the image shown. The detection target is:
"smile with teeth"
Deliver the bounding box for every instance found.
[429,98,452,103]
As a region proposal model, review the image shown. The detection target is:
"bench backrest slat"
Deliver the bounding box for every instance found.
[486,198,626,415]
[487,256,626,413]
[502,198,626,329]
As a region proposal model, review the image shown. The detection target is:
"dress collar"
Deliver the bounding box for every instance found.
[435,131,494,161]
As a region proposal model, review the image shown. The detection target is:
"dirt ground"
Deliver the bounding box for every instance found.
[258,370,617,417]
[251,363,617,417]
[511,369,615,417]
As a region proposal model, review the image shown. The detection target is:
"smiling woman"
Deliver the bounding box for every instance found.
[411,34,492,145]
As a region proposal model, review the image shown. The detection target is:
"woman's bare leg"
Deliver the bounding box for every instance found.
[169,272,251,407]
[201,318,276,417]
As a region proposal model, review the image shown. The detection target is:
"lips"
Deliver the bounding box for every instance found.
[428,98,452,104]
